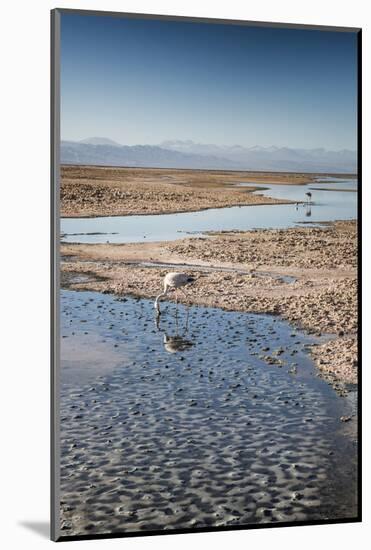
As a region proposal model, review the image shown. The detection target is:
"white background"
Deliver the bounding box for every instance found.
[0,0,368,548]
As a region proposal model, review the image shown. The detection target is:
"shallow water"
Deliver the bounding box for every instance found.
[59,290,357,536]
[235,177,357,197]
[61,178,357,244]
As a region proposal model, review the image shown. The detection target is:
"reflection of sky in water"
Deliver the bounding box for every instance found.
[236,177,357,197]
[60,291,357,534]
[61,177,357,244]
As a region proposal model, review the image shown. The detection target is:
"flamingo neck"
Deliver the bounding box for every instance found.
[155,287,168,309]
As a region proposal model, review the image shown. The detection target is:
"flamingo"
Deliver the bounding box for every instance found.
[154,272,195,314]
[305,191,312,205]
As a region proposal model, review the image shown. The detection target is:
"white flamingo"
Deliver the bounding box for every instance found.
[305,191,312,205]
[154,272,195,314]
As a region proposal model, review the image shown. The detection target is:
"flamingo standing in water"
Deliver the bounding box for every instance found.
[305,191,312,205]
[154,272,195,314]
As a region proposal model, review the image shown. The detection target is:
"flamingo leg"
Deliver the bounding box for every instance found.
[178,288,187,302]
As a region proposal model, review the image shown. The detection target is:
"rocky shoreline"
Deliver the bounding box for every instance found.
[60,165,318,217]
[61,220,357,388]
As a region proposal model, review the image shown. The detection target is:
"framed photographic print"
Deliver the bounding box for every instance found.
[51,8,361,542]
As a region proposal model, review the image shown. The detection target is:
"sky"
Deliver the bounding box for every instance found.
[60,13,358,150]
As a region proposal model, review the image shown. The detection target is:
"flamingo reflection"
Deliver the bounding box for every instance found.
[155,307,194,353]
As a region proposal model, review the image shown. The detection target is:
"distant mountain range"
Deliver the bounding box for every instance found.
[79,137,122,147]
[61,137,357,173]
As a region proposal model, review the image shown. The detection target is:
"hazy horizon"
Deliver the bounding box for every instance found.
[62,136,356,153]
[61,14,357,151]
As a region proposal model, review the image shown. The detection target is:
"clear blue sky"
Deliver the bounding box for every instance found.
[60,13,358,150]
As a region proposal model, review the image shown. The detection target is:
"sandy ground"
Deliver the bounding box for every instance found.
[60,166,321,217]
[61,220,357,387]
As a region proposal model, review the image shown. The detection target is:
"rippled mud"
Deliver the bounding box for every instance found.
[59,290,357,537]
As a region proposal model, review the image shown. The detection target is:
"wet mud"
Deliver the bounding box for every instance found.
[60,290,357,536]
